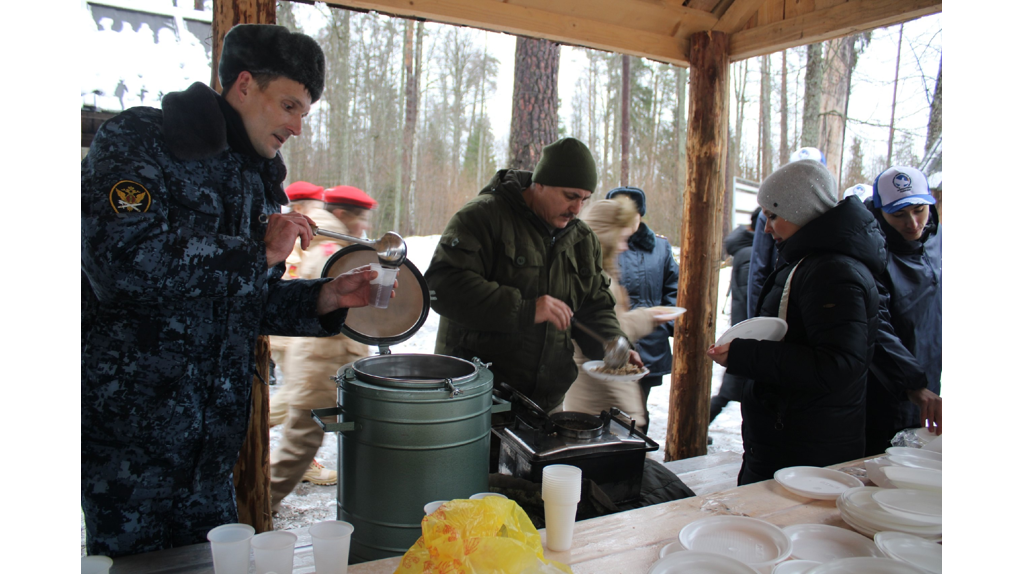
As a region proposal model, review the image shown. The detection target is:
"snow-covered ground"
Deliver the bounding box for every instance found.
[82,235,742,546]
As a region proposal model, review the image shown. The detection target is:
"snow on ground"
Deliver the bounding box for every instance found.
[83,235,743,548]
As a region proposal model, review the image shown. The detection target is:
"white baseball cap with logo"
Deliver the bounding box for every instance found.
[872,166,935,214]
[844,183,872,202]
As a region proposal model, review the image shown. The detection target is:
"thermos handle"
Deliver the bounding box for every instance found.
[311,406,359,433]
[490,395,511,414]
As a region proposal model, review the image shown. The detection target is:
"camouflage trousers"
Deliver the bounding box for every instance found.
[81,435,243,557]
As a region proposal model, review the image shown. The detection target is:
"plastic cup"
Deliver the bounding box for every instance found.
[251,530,297,574]
[542,465,582,551]
[424,500,447,515]
[543,501,578,551]
[81,555,113,574]
[309,520,354,574]
[207,523,255,574]
[470,492,508,500]
[368,263,398,308]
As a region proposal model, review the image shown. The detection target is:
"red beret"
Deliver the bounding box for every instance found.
[324,185,377,210]
[285,181,324,201]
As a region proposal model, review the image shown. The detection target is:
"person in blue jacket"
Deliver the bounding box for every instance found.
[747,148,827,319]
[81,25,380,557]
[606,187,680,433]
[863,166,942,454]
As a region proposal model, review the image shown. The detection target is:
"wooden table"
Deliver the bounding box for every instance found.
[109,457,872,573]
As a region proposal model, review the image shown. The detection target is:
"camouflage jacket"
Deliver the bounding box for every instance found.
[81,82,347,447]
[425,170,625,411]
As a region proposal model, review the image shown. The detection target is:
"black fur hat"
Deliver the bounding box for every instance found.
[219,24,326,103]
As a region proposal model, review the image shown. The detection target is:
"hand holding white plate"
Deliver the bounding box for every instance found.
[715,317,788,346]
[650,306,686,321]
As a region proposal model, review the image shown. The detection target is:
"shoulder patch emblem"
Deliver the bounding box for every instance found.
[109,180,152,214]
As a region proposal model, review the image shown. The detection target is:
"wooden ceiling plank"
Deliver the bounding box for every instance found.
[713,0,768,33]
[728,0,941,61]
[506,0,717,38]
[323,0,692,66]
[785,0,816,19]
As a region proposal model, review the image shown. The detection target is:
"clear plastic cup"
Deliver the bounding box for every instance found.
[470,492,508,500]
[251,530,297,574]
[207,523,255,574]
[424,500,447,515]
[309,520,354,574]
[368,263,398,309]
[81,555,113,574]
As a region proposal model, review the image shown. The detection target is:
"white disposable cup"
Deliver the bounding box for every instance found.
[81,555,113,574]
[251,530,297,574]
[470,492,508,500]
[424,500,447,515]
[207,523,255,574]
[544,500,578,552]
[368,263,398,308]
[542,465,582,504]
[309,520,354,574]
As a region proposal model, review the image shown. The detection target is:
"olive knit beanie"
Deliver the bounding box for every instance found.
[532,137,598,193]
[757,159,838,227]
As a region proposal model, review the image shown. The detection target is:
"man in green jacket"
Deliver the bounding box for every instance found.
[425,137,641,412]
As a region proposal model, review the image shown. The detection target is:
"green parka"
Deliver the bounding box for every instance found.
[425,170,625,411]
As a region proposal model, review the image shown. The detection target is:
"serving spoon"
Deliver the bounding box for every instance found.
[571,317,630,369]
[311,226,408,267]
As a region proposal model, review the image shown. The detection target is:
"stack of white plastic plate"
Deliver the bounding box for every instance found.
[879,466,942,493]
[886,447,943,471]
[804,557,930,573]
[871,490,941,525]
[781,524,883,563]
[874,532,942,573]
[646,551,758,574]
[678,516,793,572]
[836,487,941,541]
[774,466,864,500]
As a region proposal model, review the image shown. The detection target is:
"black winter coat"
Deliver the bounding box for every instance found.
[617,223,680,378]
[727,198,887,484]
[724,226,754,326]
[864,202,942,448]
[747,211,777,319]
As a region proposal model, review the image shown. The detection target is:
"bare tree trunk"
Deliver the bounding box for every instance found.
[666,30,729,462]
[759,55,772,180]
[676,66,688,203]
[886,24,905,166]
[508,36,560,170]
[399,20,418,236]
[408,21,424,235]
[818,37,855,179]
[800,43,823,149]
[925,57,942,154]
[779,50,789,164]
[621,55,631,187]
[212,0,276,534]
[733,61,748,180]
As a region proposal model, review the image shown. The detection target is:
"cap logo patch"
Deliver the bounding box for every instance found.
[892,172,913,194]
[109,180,152,213]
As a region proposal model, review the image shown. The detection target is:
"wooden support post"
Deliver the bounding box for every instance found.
[210,0,276,534]
[665,30,729,462]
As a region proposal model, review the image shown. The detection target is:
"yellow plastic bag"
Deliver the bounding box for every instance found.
[393,498,572,574]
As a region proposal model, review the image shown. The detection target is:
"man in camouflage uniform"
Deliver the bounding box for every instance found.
[81,25,379,557]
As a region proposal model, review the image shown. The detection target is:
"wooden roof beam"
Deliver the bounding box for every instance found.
[712,0,766,34]
[323,0,691,66]
[728,0,942,61]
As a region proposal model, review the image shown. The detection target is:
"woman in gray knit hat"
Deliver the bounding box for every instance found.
[707,159,888,485]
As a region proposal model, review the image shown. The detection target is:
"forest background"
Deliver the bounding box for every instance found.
[271,1,942,245]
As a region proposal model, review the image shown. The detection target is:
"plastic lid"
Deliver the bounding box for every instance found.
[321,244,430,348]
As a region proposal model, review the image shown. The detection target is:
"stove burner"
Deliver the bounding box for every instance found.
[549,412,605,439]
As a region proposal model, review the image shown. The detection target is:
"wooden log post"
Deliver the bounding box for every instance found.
[210,0,277,534]
[665,30,730,462]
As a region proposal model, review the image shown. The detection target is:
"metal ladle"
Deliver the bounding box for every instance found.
[571,317,630,369]
[311,227,408,267]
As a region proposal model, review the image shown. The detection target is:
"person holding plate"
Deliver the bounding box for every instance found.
[707,159,887,486]
[563,197,672,427]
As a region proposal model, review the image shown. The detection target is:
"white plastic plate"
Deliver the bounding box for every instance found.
[659,540,685,559]
[647,551,759,574]
[651,306,686,321]
[581,360,649,382]
[838,488,942,533]
[678,516,792,569]
[805,556,931,574]
[772,560,823,574]
[774,466,863,500]
[874,531,942,574]
[782,524,883,562]
[886,447,942,463]
[888,454,941,471]
[715,317,788,346]
[872,490,942,525]
[864,457,897,489]
[879,466,942,493]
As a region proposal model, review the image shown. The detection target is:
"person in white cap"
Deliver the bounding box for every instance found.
[844,183,873,202]
[862,166,942,454]
[707,159,887,486]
